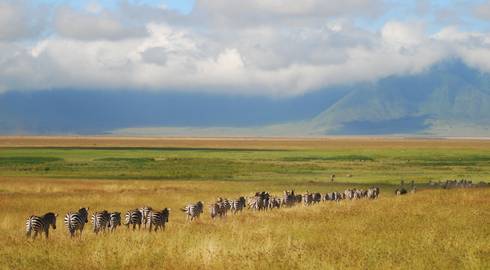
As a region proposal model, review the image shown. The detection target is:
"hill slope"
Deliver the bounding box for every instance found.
[309,60,490,136]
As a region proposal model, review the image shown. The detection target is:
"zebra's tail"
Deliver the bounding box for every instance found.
[26,216,33,238]
[180,207,188,212]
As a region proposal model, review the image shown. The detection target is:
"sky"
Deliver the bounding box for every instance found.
[2,0,490,97]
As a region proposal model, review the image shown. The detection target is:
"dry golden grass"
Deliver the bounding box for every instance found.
[1,135,489,150]
[0,177,489,270]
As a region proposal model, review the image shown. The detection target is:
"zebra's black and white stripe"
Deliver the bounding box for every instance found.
[230,196,246,214]
[125,209,142,230]
[64,207,89,237]
[91,210,110,234]
[147,208,170,232]
[181,201,203,221]
[26,212,57,239]
[139,206,153,228]
[108,212,121,232]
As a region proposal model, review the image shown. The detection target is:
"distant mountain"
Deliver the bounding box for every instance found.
[1,59,490,136]
[309,60,490,136]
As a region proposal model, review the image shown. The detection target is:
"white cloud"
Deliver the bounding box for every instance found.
[0,1,44,41]
[0,1,490,96]
[54,7,146,41]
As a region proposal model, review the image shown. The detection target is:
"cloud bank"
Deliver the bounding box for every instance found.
[1,0,490,96]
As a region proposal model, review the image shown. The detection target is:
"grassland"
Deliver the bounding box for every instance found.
[0,137,489,269]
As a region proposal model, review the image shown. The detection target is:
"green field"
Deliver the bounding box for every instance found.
[0,146,489,184]
[0,138,489,269]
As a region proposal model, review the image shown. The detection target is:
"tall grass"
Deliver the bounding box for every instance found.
[0,178,488,269]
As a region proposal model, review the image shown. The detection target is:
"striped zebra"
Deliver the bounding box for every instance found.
[26,212,57,239]
[91,210,110,234]
[312,193,322,204]
[125,209,142,230]
[367,187,380,199]
[282,190,295,207]
[64,207,89,237]
[210,203,221,219]
[108,212,121,232]
[268,197,281,209]
[344,189,354,200]
[303,192,313,206]
[147,208,170,232]
[139,206,153,228]
[230,196,246,214]
[181,201,203,221]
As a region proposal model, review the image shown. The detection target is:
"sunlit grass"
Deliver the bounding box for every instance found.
[0,138,489,269]
[0,178,488,269]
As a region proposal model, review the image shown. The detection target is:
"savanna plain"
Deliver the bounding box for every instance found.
[0,136,489,270]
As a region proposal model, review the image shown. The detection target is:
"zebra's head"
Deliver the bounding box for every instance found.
[79,207,89,223]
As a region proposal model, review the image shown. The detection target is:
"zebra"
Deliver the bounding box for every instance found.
[26,212,57,239]
[215,198,231,216]
[147,208,170,232]
[139,206,153,228]
[230,196,246,214]
[312,193,322,204]
[91,210,110,234]
[344,189,354,200]
[367,187,380,199]
[395,188,407,196]
[210,203,221,219]
[268,197,281,209]
[303,192,313,206]
[222,199,231,215]
[108,212,121,232]
[64,207,89,237]
[282,190,295,207]
[125,209,142,230]
[181,201,204,221]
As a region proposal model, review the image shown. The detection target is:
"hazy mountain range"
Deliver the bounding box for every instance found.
[1,60,489,136]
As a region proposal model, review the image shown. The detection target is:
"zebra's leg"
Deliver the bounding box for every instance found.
[45,228,49,239]
[33,231,38,239]
[149,222,152,232]
[26,228,32,238]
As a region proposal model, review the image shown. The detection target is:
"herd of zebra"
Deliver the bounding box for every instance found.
[25,187,380,239]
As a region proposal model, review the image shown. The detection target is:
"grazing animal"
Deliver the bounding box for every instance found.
[139,206,153,228]
[282,190,295,207]
[181,201,204,221]
[147,208,170,232]
[395,188,407,196]
[303,192,313,206]
[344,189,354,200]
[64,207,89,237]
[230,197,246,214]
[108,212,121,232]
[268,197,281,209]
[367,187,380,199]
[210,203,221,219]
[26,212,57,239]
[91,210,110,234]
[125,209,143,230]
[312,193,322,203]
[248,192,269,211]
